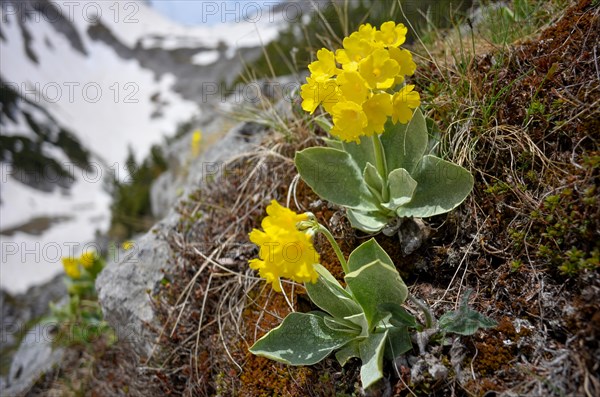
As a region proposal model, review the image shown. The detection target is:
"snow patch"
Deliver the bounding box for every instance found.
[191,50,220,66]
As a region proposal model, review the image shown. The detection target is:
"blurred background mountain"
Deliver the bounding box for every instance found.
[0,0,290,293]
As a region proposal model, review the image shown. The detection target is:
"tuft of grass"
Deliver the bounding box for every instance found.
[231,0,475,86]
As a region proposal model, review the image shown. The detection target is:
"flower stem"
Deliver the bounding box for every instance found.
[408,294,435,329]
[316,225,349,274]
[372,134,390,202]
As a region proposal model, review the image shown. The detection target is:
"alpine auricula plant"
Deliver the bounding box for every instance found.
[247,202,496,389]
[295,22,474,233]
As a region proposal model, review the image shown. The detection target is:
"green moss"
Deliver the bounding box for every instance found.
[485,180,511,195]
[528,165,600,276]
[510,259,523,272]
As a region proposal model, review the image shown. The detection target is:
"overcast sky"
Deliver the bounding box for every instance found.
[148,0,283,27]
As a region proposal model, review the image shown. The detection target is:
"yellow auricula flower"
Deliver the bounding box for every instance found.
[359,49,400,89]
[363,93,393,135]
[388,47,417,85]
[191,130,202,157]
[330,101,369,143]
[62,257,81,279]
[79,251,96,269]
[298,21,420,141]
[336,34,375,71]
[337,70,370,105]
[355,23,377,42]
[249,200,319,292]
[300,77,339,114]
[308,48,337,82]
[374,21,408,48]
[392,85,421,124]
[122,241,135,250]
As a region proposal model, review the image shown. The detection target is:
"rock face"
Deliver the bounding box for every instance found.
[150,109,235,219]
[96,119,267,356]
[0,275,66,395]
[0,275,66,353]
[2,327,64,396]
[96,224,173,357]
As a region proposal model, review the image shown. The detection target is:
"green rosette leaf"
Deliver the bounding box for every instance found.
[250,312,354,365]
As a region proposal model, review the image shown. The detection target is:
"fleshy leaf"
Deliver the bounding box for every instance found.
[382,168,417,211]
[347,238,395,273]
[314,116,333,133]
[345,260,408,327]
[425,116,441,155]
[359,331,388,389]
[324,316,362,334]
[342,135,377,174]
[396,155,474,218]
[345,313,370,338]
[295,147,379,211]
[378,303,418,328]
[380,108,428,175]
[322,137,343,150]
[305,264,362,319]
[250,312,354,365]
[384,326,412,360]
[346,209,389,233]
[363,162,384,201]
[438,290,497,336]
[335,339,361,367]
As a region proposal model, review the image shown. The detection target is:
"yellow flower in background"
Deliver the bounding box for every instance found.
[330,101,369,142]
[392,85,421,124]
[191,130,202,157]
[249,200,319,292]
[122,241,135,250]
[374,21,408,48]
[363,93,393,135]
[79,251,96,269]
[62,257,81,279]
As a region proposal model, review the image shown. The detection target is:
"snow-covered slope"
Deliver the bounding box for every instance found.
[0,0,286,293]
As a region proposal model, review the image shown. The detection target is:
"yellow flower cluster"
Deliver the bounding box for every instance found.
[62,257,81,279]
[300,21,421,142]
[61,251,97,279]
[122,240,135,251]
[191,129,202,157]
[249,200,319,292]
[79,251,96,269]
